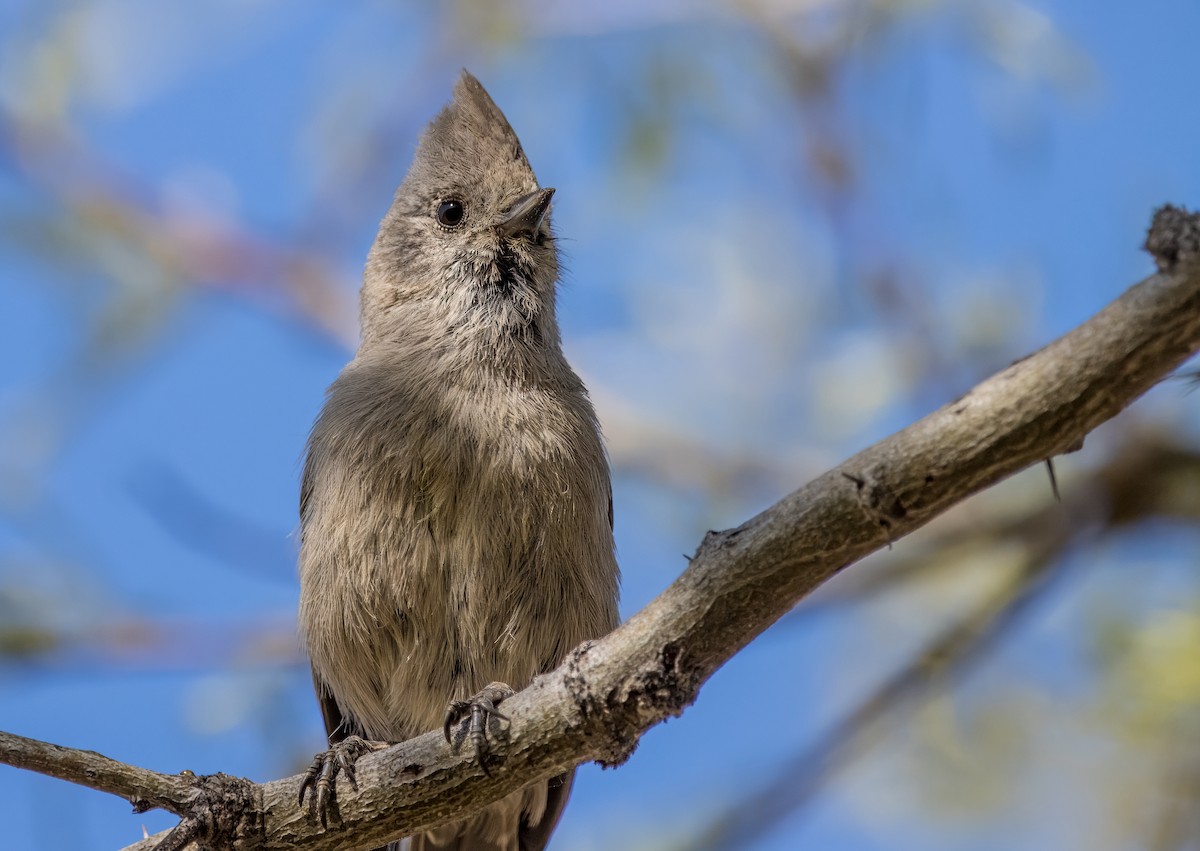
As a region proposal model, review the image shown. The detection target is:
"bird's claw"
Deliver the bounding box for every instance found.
[443,681,515,775]
[298,735,389,828]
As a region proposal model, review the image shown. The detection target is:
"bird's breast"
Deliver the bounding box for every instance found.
[300,369,617,739]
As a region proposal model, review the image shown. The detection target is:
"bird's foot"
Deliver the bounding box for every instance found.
[443,681,515,774]
[298,735,390,827]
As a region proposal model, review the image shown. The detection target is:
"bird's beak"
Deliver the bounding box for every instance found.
[497,188,555,239]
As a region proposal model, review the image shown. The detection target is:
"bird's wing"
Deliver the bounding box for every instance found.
[312,667,352,744]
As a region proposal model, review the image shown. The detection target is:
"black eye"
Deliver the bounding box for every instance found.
[436,199,465,228]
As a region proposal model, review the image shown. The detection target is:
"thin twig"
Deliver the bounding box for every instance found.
[0,730,194,816]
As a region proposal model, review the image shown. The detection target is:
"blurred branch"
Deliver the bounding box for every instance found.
[0,205,1190,850]
[0,611,301,674]
[673,517,1067,851]
[0,109,357,349]
[795,428,1200,617]
[670,410,1200,851]
[1148,741,1200,851]
[127,462,297,583]
[599,389,812,498]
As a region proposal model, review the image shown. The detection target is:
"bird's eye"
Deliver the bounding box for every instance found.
[436,199,466,228]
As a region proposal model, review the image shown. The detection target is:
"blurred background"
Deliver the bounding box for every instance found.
[2,1,1199,849]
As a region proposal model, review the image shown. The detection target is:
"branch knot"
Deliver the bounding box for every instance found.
[1145,204,1200,272]
[153,773,261,851]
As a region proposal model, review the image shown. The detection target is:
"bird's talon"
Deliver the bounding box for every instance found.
[443,682,516,770]
[298,735,388,827]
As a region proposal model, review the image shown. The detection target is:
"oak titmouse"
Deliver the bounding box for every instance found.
[298,71,620,851]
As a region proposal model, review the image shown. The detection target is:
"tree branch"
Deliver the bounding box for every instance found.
[789,424,1200,618]
[3,206,1199,850]
[673,496,1075,851]
[0,730,195,817]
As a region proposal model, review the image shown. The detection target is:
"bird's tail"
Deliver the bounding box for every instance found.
[403,771,574,851]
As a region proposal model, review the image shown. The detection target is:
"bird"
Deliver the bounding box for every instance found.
[297,70,620,851]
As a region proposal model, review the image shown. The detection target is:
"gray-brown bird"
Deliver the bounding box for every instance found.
[297,71,620,851]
